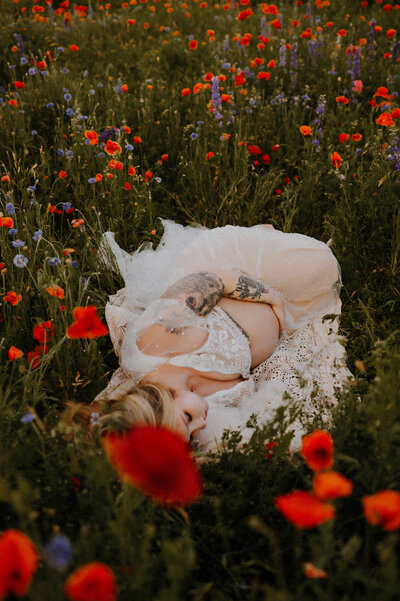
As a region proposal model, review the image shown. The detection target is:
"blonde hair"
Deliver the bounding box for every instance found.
[77,383,177,436]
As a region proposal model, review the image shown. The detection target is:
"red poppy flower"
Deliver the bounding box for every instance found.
[120,84,128,92]
[331,152,342,169]
[301,430,334,471]
[104,140,122,156]
[133,136,143,144]
[275,490,335,528]
[3,291,22,306]
[115,161,123,170]
[336,28,347,36]
[313,471,353,500]
[205,151,214,160]
[267,59,276,68]
[46,286,65,299]
[303,562,328,579]
[69,44,79,51]
[374,86,390,99]
[238,8,253,19]
[1,175,10,182]
[392,108,400,120]
[188,39,198,49]
[386,28,396,38]
[181,87,191,96]
[362,490,400,531]
[351,133,363,141]
[13,81,25,89]
[234,72,246,86]
[8,346,24,361]
[261,3,278,14]
[144,171,153,181]
[247,144,262,155]
[0,217,14,228]
[64,562,117,601]
[257,71,271,80]
[271,18,281,29]
[95,173,103,182]
[66,306,108,339]
[128,166,136,175]
[124,182,131,190]
[300,125,312,136]
[59,170,67,179]
[33,321,55,343]
[339,132,350,143]
[71,219,85,228]
[103,426,203,506]
[336,95,349,104]
[0,529,38,599]
[262,153,271,165]
[376,112,394,126]
[84,130,99,145]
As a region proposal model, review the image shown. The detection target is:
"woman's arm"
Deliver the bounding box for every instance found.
[160,270,285,331]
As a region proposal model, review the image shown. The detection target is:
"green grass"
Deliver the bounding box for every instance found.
[0,0,400,599]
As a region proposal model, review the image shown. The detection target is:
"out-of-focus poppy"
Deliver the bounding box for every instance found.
[313,471,353,500]
[376,112,394,126]
[46,286,65,299]
[303,562,328,579]
[66,306,108,339]
[103,426,203,506]
[363,490,400,531]
[59,170,67,179]
[336,95,349,104]
[33,321,55,344]
[275,490,336,528]
[331,152,342,168]
[105,140,122,156]
[3,291,22,306]
[248,144,262,155]
[8,346,24,361]
[339,133,350,143]
[300,125,312,136]
[64,562,116,601]
[0,530,38,599]
[205,151,214,160]
[0,217,14,228]
[301,430,334,471]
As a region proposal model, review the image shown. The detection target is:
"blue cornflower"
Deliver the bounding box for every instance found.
[41,71,49,76]
[89,89,95,95]
[88,177,96,184]
[57,148,65,156]
[221,62,230,69]
[8,228,17,235]
[96,152,105,158]
[65,150,73,159]
[66,108,74,117]
[6,203,15,215]
[83,70,89,77]
[48,257,61,266]
[28,67,38,76]
[57,47,65,52]
[312,139,320,146]
[191,132,198,140]
[125,144,134,151]
[97,82,103,88]
[44,535,73,570]
[155,177,162,183]
[27,186,36,192]
[164,26,170,32]
[33,230,42,241]
[12,240,25,248]
[71,260,78,268]
[9,65,16,70]
[13,254,28,268]
[82,277,87,285]
[21,56,28,65]
[46,102,54,108]
[62,202,72,211]
[61,67,69,74]
[31,130,37,135]
[21,412,35,424]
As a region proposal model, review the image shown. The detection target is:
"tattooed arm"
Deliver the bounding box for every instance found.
[161,270,286,331]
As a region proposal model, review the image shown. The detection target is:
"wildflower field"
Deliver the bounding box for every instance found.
[1,0,400,598]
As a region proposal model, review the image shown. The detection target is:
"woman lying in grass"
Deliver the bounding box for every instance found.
[88,221,351,451]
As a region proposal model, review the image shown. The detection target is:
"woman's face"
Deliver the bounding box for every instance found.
[141,365,209,443]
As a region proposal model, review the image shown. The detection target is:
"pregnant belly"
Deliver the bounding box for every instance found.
[218,297,280,368]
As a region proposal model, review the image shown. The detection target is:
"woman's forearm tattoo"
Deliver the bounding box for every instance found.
[161,272,225,316]
[226,275,268,300]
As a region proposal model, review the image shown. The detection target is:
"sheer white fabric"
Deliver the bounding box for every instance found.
[98,220,352,451]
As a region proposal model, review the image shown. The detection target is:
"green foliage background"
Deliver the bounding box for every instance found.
[0,0,400,598]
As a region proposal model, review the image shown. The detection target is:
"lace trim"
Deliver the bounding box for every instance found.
[170,306,252,377]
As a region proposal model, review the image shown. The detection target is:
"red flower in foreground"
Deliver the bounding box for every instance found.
[33,320,55,343]
[205,151,214,160]
[362,490,400,531]
[103,426,203,506]
[275,490,335,529]
[8,346,24,361]
[0,217,14,228]
[66,306,108,339]
[247,144,262,155]
[313,471,353,500]
[3,291,22,306]
[0,529,39,600]
[104,140,122,156]
[14,81,25,89]
[64,562,116,601]
[376,112,394,126]
[331,152,342,169]
[301,430,334,471]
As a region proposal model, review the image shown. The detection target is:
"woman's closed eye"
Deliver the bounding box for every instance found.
[184,411,192,423]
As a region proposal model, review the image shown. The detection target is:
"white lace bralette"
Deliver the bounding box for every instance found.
[170,306,252,378]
